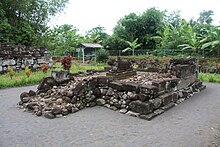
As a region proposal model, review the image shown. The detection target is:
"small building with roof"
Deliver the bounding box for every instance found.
[76,43,103,63]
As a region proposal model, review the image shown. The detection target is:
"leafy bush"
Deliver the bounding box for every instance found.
[40,63,48,73]
[61,55,72,70]
[97,49,109,62]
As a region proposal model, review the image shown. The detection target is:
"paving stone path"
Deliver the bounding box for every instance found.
[0,83,220,147]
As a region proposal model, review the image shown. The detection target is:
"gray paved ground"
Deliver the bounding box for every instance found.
[0,83,220,147]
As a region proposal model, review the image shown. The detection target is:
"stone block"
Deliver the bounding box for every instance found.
[149,98,162,109]
[152,80,166,93]
[139,113,157,121]
[97,76,109,86]
[139,84,158,98]
[177,75,197,89]
[194,81,203,89]
[127,92,138,100]
[88,78,98,88]
[51,70,70,84]
[93,88,101,97]
[137,93,150,101]
[170,58,197,65]
[73,82,84,95]
[129,100,154,114]
[161,103,175,111]
[37,77,57,92]
[122,82,139,92]
[175,65,196,78]
[169,78,180,89]
[108,81,124,91]
[96,99,106,106]
[159,92,178,106]
[154,109,165,115]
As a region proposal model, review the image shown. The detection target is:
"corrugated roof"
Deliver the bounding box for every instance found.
[78,43,103,48]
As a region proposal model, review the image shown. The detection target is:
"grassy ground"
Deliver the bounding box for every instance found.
[199,73,220,83]
[0,63,106,89]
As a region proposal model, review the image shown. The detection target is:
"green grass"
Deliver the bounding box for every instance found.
[199,73,220,83]
[0,70,51,89]
[0,63,106,89]
[70,63,106,72]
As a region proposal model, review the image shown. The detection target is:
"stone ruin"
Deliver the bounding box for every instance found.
[0,43,52,74]
[17,58,206,120]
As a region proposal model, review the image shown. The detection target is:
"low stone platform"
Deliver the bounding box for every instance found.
[17,58,206,120]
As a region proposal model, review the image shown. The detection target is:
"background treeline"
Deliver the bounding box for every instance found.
[0,1,219,57]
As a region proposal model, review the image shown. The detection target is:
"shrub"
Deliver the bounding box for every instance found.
[40,63,48,73]
[25,67,31,78]
[61,55,72,70]
[96,49,109,62]
[7,66,14,79]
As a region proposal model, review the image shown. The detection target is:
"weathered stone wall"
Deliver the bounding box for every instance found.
[18,58,206,120]
[0,43,52,74]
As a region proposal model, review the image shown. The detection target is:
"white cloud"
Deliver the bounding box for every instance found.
[49,0,220,35]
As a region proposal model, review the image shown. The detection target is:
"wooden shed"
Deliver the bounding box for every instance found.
[76,43,103,63]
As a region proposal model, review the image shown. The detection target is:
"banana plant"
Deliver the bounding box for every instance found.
[178,23,207,56]
[151,26,170,56]
[201,28,220,57]
[122,38,142,56]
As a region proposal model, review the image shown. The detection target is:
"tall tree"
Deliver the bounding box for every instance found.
[197,10,214,24]
[85,26,109,44]
[113,13,139,42]
[164,10,182,29]
[112,8,165,50]
[0,0,69,45]
[43,24,83,56]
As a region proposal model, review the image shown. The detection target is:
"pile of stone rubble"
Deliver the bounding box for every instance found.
[18,58,206,120]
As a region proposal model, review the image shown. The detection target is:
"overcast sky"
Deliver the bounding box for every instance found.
[50,0,220,35]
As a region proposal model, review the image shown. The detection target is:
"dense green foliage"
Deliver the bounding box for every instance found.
[1,2,220,58]
[42,24,83,56]
[96,48,109,62]
[0,0,69,45]
[104,8,165,51]
[85,26,109,44]
[41,25,110,56]
[102,8,220,58]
